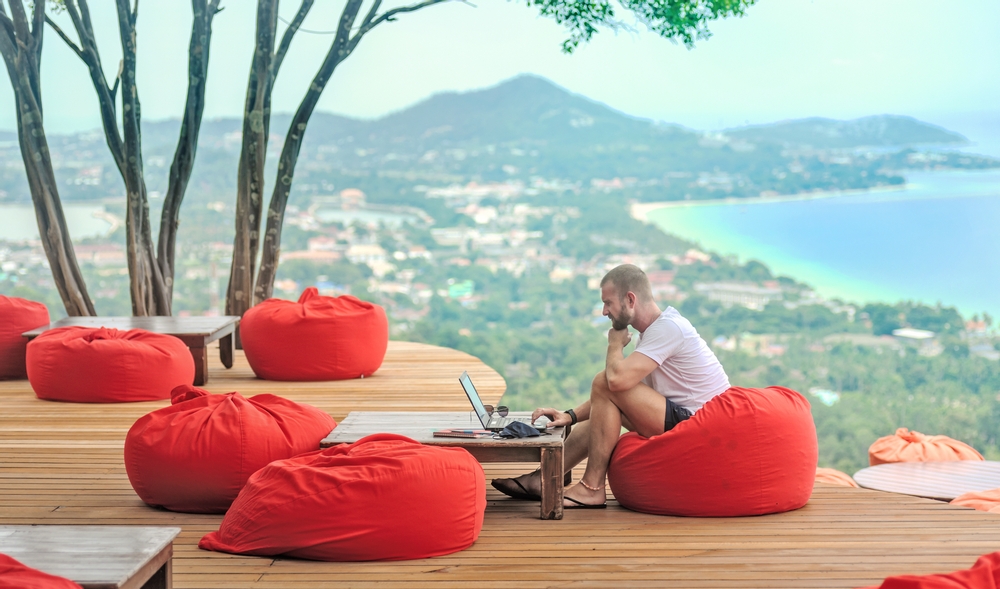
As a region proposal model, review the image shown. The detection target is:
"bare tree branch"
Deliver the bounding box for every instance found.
[272,0,314,81]
[44,15,84,60]
[349,0,451,51]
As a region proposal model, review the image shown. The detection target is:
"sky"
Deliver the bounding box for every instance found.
[2,0,999,153]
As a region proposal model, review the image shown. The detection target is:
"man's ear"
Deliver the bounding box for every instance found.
[627,291,637,308]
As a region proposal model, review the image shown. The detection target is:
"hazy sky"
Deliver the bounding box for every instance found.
[2,0,998,148]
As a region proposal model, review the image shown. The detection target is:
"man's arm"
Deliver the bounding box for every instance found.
[605,328,658,392]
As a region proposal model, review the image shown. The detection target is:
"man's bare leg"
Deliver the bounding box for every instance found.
[491,420,592,499]
[562,372,667,507]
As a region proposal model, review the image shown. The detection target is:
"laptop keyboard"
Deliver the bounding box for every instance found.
[489,416,531,429]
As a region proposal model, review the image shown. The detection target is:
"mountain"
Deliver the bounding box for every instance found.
[724,115,967,150]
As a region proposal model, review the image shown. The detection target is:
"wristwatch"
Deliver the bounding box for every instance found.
[565,408,578,425]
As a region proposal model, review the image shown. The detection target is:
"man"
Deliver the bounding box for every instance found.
[492,264,731,508]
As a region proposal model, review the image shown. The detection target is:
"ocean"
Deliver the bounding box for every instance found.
[642,169,1000,320]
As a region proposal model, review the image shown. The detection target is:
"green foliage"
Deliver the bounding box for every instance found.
[525,0,757,52]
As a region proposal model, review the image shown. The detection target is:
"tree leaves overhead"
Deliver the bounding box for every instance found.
[524,0,756,52]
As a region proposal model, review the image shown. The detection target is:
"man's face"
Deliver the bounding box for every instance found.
[601,283,633,331]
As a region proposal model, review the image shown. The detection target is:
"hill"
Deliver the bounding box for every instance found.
[725,115,967,150]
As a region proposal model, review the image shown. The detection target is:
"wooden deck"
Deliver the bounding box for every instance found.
[2,341,999,588]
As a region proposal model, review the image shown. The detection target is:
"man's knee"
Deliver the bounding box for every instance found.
[591,371,611,398]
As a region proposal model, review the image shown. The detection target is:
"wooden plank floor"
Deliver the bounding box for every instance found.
[2,341,1000,588]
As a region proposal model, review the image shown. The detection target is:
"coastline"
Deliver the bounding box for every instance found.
[630,184,908,221]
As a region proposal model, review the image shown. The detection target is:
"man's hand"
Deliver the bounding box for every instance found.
[531,407,573,428]
[608,327,632,349]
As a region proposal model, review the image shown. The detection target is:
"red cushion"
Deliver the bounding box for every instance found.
[607,386,818,516]
[0,553,81,589]
[241,287,388,381]
[124,385,337,513]
[0,296,49,379]
[864,551,1000,589]
[26,327,194,402]
[869,428,983,466]
[199,433,485,561]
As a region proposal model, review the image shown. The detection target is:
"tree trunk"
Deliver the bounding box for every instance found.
[0,1,96,316]
[113,0,169,316]
[225,0,314,351]
[226,0,279,332]
[254,0,364,303]
[157,0,222,309]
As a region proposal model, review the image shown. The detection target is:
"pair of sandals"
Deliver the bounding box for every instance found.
[490,475,607,509]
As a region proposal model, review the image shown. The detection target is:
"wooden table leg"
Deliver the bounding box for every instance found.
[539,446,564,520]
[219,334,234,369]
[190,345,208,386]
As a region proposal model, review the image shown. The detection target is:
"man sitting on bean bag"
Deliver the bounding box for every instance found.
[492,264,731,508]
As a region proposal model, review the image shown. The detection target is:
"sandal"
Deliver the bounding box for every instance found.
[491,475,541,501]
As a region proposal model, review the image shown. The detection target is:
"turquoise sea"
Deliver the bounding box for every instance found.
[644,169,1000,320]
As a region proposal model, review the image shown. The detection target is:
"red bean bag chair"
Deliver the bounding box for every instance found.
[199,433,485,561]
[861,551,1000,589]
[0,295,49,379]
[815,467,859,488]
[241,287,388,381]
[951,488,1000,514]
[125,384,337,513]
[0,553,81,589]
[868,428,983,466]
[607,386,818,517]
[26,327,194,402]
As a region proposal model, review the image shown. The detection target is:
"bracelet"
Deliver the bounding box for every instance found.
[565,408,578,425]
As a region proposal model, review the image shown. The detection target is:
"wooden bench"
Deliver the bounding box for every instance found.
[0,525,180,589]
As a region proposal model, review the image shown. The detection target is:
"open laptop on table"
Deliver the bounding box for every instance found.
[459,371,545,432]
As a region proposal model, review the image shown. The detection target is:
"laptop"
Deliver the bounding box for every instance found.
[459,371,541,432]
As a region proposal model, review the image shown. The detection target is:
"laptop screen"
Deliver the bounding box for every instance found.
[459,371,491,427]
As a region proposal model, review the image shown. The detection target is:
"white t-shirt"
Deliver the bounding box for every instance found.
[633,307,731,412]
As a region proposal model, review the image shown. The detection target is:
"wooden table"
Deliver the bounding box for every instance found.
[0,525,181,589]
[321,411,569,520]
[22,316,240,386]
[854,460,1000,501]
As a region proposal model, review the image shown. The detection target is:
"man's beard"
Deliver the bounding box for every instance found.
[609,309,631,331]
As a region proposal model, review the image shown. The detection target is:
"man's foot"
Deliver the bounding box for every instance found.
[562,482,607,509]
[491,470,541,501]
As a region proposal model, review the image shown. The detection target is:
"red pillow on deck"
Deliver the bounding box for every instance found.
[241,287,388,381]
[26,327,193,402]
[0,295,49,379]
[868,428,983,466]
[608,386,818,517]
[199,433,485,561]
[862,551,1000,589]
[125,385,337,513]
[950,488,1000,514]
[815,467,859,488]
[0,553,82,589]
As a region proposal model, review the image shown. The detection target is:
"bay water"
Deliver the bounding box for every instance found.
[643,169,1000,319]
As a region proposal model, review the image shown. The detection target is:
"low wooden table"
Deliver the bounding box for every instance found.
[22,316,240,386]
[854,460,1000,501]
[0,525,181,589]
[321,411,569,520]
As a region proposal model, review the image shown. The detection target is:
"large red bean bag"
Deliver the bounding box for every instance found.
[125,384,337,513]
[816,467,859,488]
[862,551,1000,589]
[199,433,485,561]
[608,386,818,517]
[26,327,194,402]
[0,295,49,379]
[241,287,388,381]
[868,428,983,466]
[0,553,81,589]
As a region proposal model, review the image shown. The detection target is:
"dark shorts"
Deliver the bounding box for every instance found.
[665,398,693,432]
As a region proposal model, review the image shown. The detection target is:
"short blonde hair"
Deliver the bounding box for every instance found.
[600,264,653,303]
